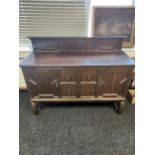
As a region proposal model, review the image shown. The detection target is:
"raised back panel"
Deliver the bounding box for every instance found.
[30,38,64,52]
[30,36,125,53]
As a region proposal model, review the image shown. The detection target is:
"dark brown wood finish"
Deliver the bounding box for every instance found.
[20,37,134,114]
[30,36,125,52]
[21,52,134,67]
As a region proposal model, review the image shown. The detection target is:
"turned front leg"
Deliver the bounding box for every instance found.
[114,100,125,114]
[118,101,125,114]
[31,101,39,115]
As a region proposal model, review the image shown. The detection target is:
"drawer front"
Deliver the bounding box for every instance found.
[61,69,76,82]
[61,84,76,97]
[81,69,96,81]
[80,84,96,97]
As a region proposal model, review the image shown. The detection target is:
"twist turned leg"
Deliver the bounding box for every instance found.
[118,101,125,114]
[31,102,39,115]
[114,102,119,113]
[114,100,125,114]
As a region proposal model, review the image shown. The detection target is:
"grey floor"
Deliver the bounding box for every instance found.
[19,91,135,155]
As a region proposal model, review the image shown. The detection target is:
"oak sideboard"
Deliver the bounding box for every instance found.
[20,37,134,115]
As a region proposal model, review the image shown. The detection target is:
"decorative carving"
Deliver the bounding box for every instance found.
[65,74,70,80]
[51,79,59,87]
[50,79,57,85]
[80,81,96,85]
[66,89,71,95]
[103,93,118,97]
[98,78,106,87]
[38,94,54,98]
[29,79,37,85]
[112,74,117,91]
[60,82,76,85]
[119,78,127,84]
[55,82,58,87]
[87,74,91,80]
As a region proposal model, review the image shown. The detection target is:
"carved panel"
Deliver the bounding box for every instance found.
[61,84,76,97]
[23,67,131,99]
[22,68,59,97]
[81,69,96,81]
[80,84,96,97]
[97,67,129,96]
[61,69,76,82]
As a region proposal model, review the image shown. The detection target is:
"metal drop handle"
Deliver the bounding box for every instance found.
[66,89,71,95]
[55,81,58,87]
[87,75,91,80]
[65,74,70,80]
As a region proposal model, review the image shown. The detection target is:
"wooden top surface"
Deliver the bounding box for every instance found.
[20,51,134,67]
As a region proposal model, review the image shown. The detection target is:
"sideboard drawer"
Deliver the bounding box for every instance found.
[60,69,76,82]
[81,69,96,81]
[80,84,96,97]
[61,84,76,97]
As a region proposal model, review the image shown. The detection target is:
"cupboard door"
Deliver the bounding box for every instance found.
[80,83,96,97]
[22,68,59,97]
[98,67,129,97]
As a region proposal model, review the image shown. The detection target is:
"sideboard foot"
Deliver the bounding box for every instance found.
[114,101,125,114]
[118,101,125,114]
[31,102,39,115]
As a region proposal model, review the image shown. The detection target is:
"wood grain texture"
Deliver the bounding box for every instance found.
[20,37,134,114]
[20,52,134,67]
